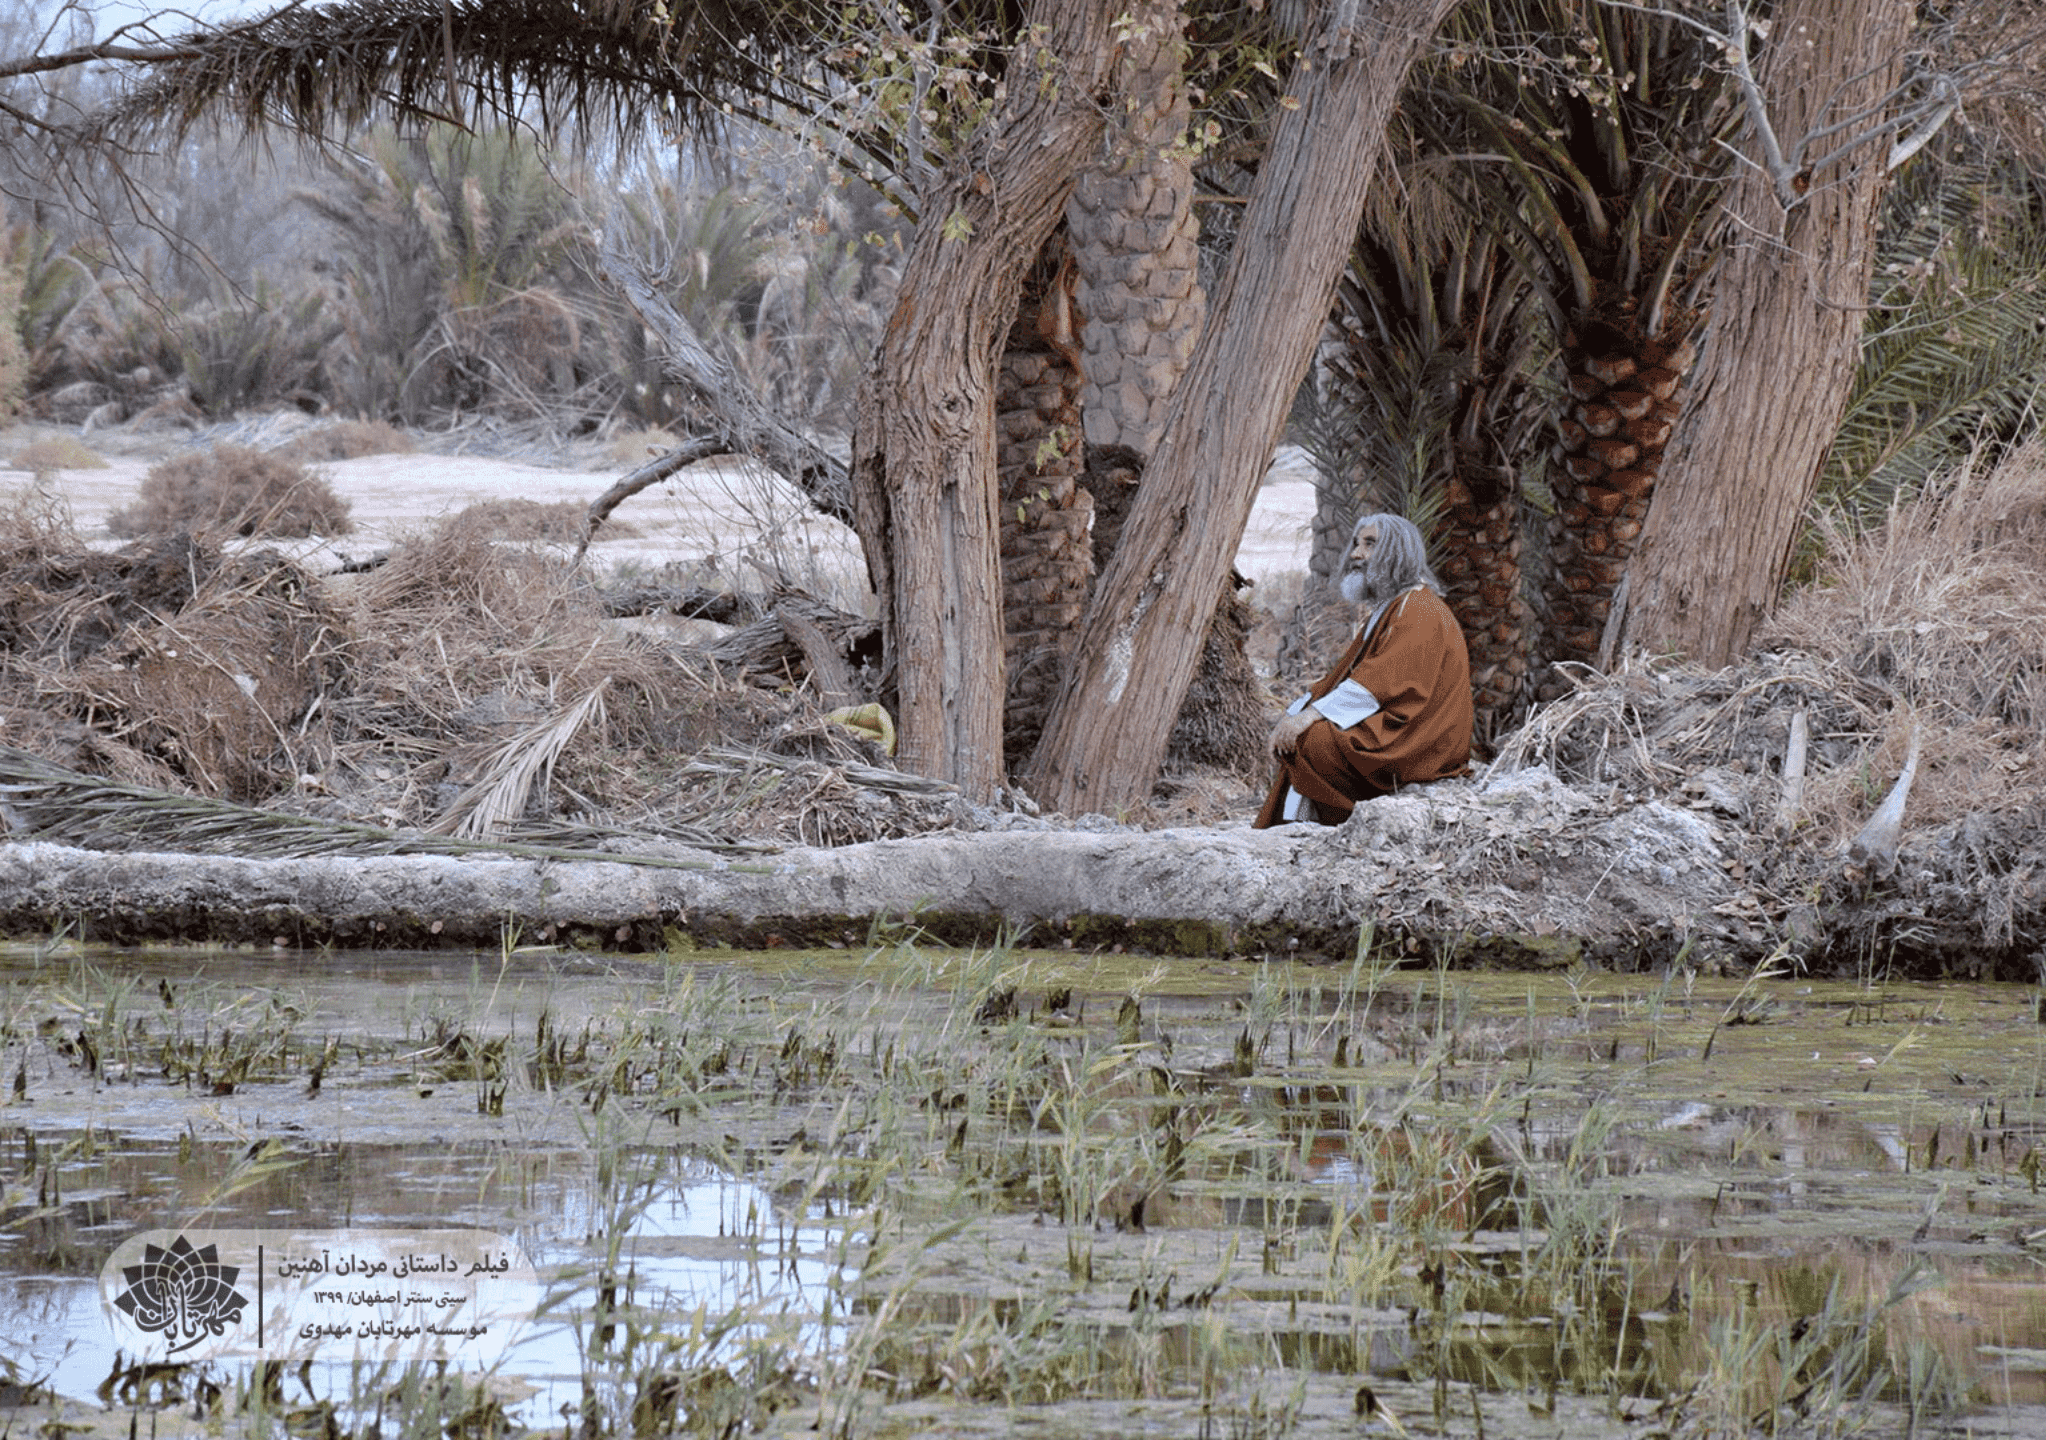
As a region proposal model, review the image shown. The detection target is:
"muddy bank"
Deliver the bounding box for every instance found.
[4,764,2037,976]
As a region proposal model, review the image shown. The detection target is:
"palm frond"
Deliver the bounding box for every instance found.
[0,744,751,865]
[1825,156,2046,521]
[431,680,609,839]
[92,0,832,148]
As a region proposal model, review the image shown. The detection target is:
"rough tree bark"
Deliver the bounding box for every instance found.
[1064,0,1205,462]
[1026,0,1463,816]
[848,0,1117,801]
[1602,0,1916,668]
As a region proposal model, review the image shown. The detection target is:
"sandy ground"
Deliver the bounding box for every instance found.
[0,419,1322,598]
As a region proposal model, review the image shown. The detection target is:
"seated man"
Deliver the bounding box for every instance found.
[1253,512,1473,827]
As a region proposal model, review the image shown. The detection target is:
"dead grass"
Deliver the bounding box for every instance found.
[7,437,107,473]
[1492,442,2046,843]
[0,493,346,800]
[107,443,355,540]
[6,432,2037,862]
[277,419,414,462]
[1761,443,2046,831]
[441,497,639,543]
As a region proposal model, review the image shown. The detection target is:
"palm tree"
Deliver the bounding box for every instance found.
[1606,0,1922,668]
[999,0,1221,768]
[1821,149,2046,527]
[1309,153,1555,738]
[996,234,1092,764]
[1299,0,1733,737]
[1419,0,1737,693]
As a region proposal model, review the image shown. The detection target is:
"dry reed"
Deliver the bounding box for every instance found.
[1488,444,2046,844]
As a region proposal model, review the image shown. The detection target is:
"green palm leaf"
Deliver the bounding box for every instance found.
[1825,155,2046,521]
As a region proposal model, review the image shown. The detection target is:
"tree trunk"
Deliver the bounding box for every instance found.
[1603,0,1915,668]
[1064,0,1205,461]
[1541,322,1696,684]
[1026,0,1463,816]
[848,0,1116,801]
[997,243,1091,766]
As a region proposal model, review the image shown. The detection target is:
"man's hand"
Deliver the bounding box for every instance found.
[1269,707,1320,759]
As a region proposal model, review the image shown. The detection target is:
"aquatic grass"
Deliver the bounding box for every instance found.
[8,949,2046,1436]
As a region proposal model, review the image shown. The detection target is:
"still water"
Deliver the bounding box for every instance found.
[3,941,2045,1436]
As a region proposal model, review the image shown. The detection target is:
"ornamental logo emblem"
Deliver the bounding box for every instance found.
[111,1234,249,1354]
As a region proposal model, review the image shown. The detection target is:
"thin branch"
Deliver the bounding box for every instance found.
[1718,0,1800,210]
[575,434,729,561]
[596,224,853,525]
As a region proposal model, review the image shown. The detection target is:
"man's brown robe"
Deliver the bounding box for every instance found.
[1253,585,1473,828]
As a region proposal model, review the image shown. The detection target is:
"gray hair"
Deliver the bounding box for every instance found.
[1351,512,1445,597]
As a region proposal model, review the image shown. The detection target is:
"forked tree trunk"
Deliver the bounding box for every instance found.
[848,0,1116,800]
[1026,0,1463,816]
[1603,0,1914,668]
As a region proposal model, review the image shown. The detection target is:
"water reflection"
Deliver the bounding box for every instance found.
[0,1136,834,1423]
[7,944,2046,1431]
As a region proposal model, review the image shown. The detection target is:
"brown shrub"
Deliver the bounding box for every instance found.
[442,498,637,543]
[278,420,415,462]
[1494,442,2046,842]
[107,443,355,539]
[0,496,349,800]
[339,522,682,818]
[1758,442,2046,833]
[74,551,350,801]
[8,437,108,473]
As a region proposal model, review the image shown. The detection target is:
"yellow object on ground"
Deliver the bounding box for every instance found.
[825,703,896,756]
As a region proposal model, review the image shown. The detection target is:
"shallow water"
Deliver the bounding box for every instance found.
[3,940,2045,1436]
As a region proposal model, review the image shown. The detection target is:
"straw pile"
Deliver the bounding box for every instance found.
[0,483,952,850]
[1492,443,2045,846]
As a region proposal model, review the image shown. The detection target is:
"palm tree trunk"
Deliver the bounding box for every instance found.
[1063,0,1205,462]
[848,0,1116,800]
[1605,0,1915,667]
[1542,321,1696,684]
[1026,0,1463,816]
[997,246,1091,765]
[1441,463,1535,737]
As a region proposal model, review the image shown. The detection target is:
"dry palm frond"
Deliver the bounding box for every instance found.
[1487,444,2046,841]
[432,680,609,839]
[94,0,830,150]
[0,744,749,867]
[675,741,958,847]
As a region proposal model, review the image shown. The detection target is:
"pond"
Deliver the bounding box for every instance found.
[3,935,2045,1437]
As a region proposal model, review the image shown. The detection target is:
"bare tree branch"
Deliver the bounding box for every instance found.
[574,435,731,561]
[595,224,854,527]
[1601,0,1973,210]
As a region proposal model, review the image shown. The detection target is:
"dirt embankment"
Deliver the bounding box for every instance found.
[0,419,2040,977]
[1,757,2038,979]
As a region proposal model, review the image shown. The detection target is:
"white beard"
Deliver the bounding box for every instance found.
[1339,568,1375,607]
